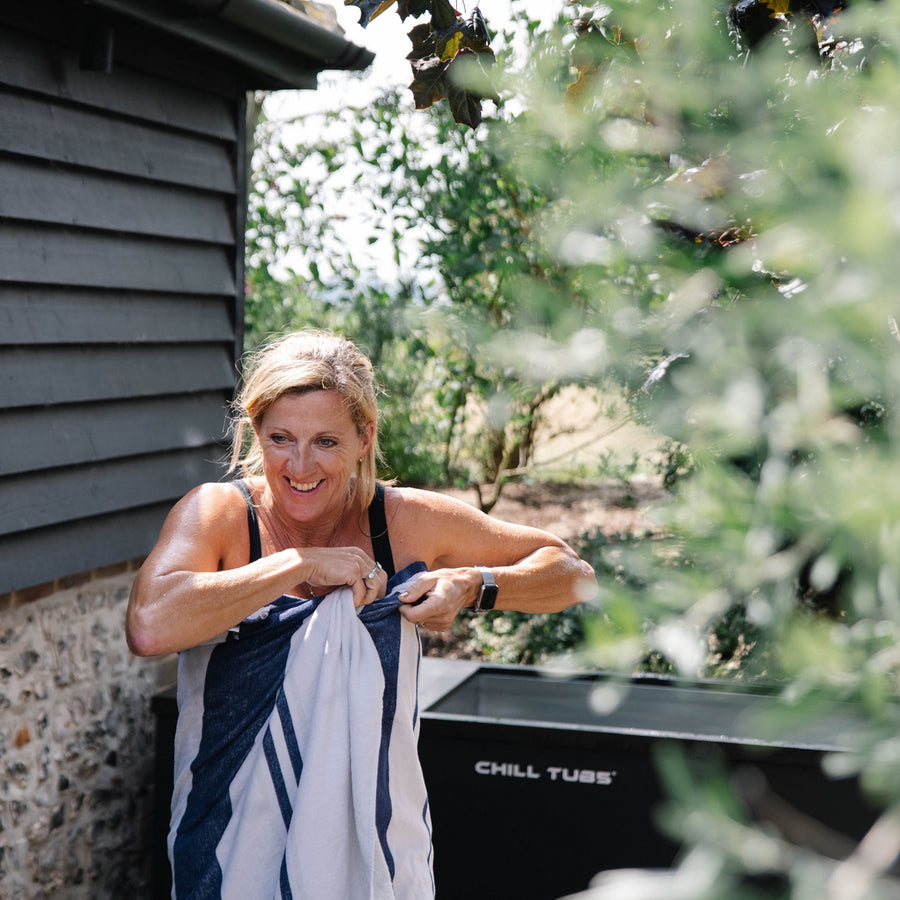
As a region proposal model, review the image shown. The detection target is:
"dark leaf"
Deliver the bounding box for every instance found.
[446,48,493,127]
[447,77,482,128]
[448,45,498,99]
[409,56,449,109]
[407,22,436,61]
[460,7,489,42]
[407,0,431,17]
[435,28,463,61]
[344,0,396,28]
[430,0,460,29]
[352,0,495,127]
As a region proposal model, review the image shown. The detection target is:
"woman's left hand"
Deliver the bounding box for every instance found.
[396,567,481,632]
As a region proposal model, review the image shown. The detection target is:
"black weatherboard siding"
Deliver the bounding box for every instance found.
[0,3,372,595]
[0,7,227,592]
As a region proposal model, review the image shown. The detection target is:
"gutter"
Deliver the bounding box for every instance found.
[84,0,375,89]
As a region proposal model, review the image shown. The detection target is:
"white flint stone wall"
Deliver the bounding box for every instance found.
[0,574,174,899]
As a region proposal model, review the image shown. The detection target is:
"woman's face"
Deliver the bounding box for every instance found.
[255,389,373,525]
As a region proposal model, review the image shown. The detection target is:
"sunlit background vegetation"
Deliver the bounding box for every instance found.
[247,1,900,894]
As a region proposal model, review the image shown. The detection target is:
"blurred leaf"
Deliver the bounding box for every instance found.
[344,0,396,27]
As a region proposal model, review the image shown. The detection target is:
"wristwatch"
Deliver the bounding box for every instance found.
[473,566,499,612]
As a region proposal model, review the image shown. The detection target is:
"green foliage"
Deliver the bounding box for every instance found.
[245,54,629,501]
[471,0,900,894]
[467,0,900,665]
[246,89,448,483]
[248,0,900,888]
[457,606,586,665]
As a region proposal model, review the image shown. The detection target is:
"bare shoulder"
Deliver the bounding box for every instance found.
[145,480,251,571]
[168,480,248,528]
[382,484,567,569]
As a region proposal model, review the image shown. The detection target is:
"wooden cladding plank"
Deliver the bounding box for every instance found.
[0,446,226,536]
[0,90,235,193]
[0,345,236,409]
[0,27,236,140]
[0,503,170,594]
[0,460,239,592]
[0,157,233,244]
[0,287,234,345]
[0,224,236,294]
[0,394,231,476]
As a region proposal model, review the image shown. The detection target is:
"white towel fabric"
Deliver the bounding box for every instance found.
[168,562,435,900]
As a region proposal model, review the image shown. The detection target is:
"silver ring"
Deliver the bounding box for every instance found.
[364,562,383,582]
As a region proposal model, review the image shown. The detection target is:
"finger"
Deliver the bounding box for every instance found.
[399,592,443,625]
[364,561,388,598]
[351,568,373,607]
[397,574,434,606]
[355,560,387,607]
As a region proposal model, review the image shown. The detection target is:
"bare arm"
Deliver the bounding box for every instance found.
[385,487,598,631]
[126,483,384,656]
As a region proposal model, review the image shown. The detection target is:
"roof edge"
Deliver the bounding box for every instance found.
[185,0,373,71]
[86,0,374,88]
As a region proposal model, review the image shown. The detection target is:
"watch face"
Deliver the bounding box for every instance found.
[479,583,499,611]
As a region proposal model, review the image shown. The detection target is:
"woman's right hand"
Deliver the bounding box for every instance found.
[297,546,387,608]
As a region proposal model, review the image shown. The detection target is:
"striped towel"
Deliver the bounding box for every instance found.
[168,562,434,900]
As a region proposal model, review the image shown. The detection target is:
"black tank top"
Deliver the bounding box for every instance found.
[234,480,396,578]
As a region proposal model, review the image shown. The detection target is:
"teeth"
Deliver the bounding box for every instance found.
[289,479,321,492]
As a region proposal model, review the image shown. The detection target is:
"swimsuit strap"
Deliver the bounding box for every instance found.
[368,483,396,578]
[234,479,263,563]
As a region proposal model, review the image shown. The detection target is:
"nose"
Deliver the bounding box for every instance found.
[289,442,315,475]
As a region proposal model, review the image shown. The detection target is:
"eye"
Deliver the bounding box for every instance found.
[269,433,289,444]
[318,437,338,448]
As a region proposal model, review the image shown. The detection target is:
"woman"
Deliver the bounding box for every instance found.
[127,329,596,899]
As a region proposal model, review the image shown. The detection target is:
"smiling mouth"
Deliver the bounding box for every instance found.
[288,478,322,493]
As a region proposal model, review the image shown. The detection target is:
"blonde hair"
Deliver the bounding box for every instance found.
[229,330,380,509]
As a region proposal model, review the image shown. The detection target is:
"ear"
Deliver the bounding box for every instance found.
[359,420,376,455]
